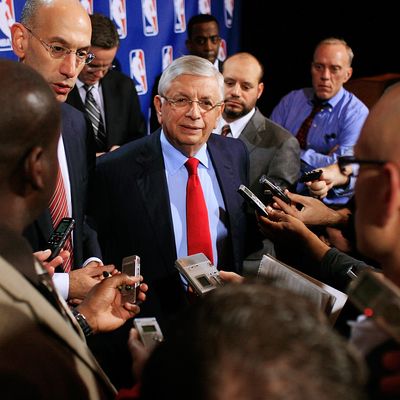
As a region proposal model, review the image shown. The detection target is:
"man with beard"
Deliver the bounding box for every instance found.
[216,52,300,272]
[217,52,300,198]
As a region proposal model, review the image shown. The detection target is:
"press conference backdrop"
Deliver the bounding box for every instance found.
[0,0,242,132]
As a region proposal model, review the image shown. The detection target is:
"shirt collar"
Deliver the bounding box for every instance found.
[160,130,209,175]
[217,108,256,138]
[308,87,345,109]
[77,78,100,90]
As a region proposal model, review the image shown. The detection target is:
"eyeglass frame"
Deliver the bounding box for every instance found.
[85,64,116,73]
[23,25,95,65]
[160,95,224,113]
[338,155,387,176]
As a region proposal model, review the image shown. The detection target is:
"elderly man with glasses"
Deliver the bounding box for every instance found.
[67,13,146,156]
[87,55,256,389]
[11,0,112,304]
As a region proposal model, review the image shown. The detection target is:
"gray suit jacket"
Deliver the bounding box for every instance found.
[0,252,116,399]
[239,108,300,199]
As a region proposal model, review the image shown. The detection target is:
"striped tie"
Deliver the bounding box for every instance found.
[221,124,231,137]
[48,168,73,272]
[84,85,107,152]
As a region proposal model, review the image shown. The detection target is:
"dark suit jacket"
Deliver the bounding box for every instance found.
[24,103,101,266]
[87,131,250,388]
[67,70,146,148]
[239,108,301,198]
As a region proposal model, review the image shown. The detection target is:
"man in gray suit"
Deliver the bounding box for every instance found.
[217,53,301,271]
[217,52,300,200]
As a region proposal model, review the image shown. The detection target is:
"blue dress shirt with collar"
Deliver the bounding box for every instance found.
[270,87,369,204]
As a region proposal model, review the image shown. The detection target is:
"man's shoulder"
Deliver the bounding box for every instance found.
[247,109,296,142]
[102,70,135,87]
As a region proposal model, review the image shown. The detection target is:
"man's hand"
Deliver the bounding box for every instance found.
[33,249,70,277]
[77,274,148,334]
[306,163,350,199]
[68,262,115,301]
[270,191,347,227]
[219,270,244,284]
[128,328,151,380]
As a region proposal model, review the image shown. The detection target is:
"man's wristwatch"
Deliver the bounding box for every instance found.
[72,308,93,336]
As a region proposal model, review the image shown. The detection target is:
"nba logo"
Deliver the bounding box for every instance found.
[141,0,158,37]
[110,0,127,39]
[218,39,227,62]
[80,0,93,14]
[130,49,148,95]
[198,0,211,14]
[173,0,185,33]
[162,46,173,71]
[224,0,234,28]
[0,0,15,52]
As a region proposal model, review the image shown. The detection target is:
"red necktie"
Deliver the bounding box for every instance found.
[295,104,324,149]
[185,158,214,264]
[221,124,231,137]
[48,167,73,272]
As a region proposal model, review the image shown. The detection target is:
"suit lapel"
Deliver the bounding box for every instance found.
[0,255,116,393]
[135,133,177,270]
[239,109,263,154]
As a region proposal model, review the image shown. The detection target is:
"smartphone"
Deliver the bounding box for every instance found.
[121,255,141,304]
[237,184,268,217]
[175,253,223,296]
[299,169,323,183]
[47,217,75,261]
[259,175,291,205]
[348,270,400,342]
[134,317,164,351]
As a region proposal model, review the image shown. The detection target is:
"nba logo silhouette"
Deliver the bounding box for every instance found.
[130,49,148,95]
[80,0,93,14]
[141,0,158,37]
[0,0,15,52]
[198,0,211,14]
[224,0,234,28]
[218,39,227,62]
[110,0,127,39]
[173,0,185,33]
[162,46,173,71]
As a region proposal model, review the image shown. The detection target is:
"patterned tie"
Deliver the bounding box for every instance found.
[221,124,231,137]
[84,85,107,152]
[185,158,214,263]
[48,168,73,272]
[295,103,324,149]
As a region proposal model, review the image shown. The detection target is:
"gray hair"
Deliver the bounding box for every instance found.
[158,55,224,101]
[21,0,54,27]
[314,37,354,66]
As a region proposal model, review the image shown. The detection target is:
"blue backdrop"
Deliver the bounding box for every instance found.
[0,0,242,131]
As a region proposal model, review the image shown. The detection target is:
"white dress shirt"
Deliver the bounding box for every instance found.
[215,108,256,138]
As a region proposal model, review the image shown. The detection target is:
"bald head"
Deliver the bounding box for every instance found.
[355,85,400,162]
[222,52,264,121]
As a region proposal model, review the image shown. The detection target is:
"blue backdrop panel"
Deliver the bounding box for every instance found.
[0,0,242,131]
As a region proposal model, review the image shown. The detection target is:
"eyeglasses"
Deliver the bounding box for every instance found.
[24,25,95,65]
[192,35,221,46]
[161,96,223,113]
[338,155,386,177]
[85,64,116,73]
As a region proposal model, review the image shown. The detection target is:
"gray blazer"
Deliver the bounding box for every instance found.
[239,108,300,198]
[0,254,116,399]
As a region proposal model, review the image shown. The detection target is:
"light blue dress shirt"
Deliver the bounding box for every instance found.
[160,131,228,266]
[271,87,369,204]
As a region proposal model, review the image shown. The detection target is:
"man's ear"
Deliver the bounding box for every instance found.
[380,163,400,226]
[154,95,163,124]
[343,67,353,83]
[257,82,264,100]
[24,147,45,192]
[11,23,29,60]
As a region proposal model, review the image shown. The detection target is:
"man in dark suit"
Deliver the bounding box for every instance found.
[11,0,112,301]
[67,13,146,156]
[88,55,252,388]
